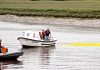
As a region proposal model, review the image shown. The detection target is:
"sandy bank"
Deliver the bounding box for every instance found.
[0,15,100,28]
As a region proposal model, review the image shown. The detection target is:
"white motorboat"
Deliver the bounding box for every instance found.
[18,31,57,47]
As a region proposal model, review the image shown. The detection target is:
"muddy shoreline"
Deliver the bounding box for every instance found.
[0,14,100,28]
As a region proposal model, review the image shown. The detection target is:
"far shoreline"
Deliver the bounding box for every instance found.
[0,14,100,29]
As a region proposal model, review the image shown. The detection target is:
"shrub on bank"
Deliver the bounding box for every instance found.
[0,8,100,18]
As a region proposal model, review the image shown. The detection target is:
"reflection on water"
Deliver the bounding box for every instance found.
[0,62,1,70]
[0,60,23,70]
[1,21,100,70]
[19,46,55,70]
[41,47,50,65]
[40,46,55,65]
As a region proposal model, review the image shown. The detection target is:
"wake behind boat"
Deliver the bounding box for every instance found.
[18,30,57,47]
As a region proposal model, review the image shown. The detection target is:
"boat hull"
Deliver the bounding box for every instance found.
[0,52,23,61]
[18,37,56,47]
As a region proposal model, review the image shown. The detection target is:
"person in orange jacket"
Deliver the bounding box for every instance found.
[0,39,8,54]
[41,30,45,40]
[39,30,45,40]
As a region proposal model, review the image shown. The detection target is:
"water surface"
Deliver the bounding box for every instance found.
[0,21,100,70]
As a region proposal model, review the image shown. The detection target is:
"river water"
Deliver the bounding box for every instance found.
[1,21,100,70]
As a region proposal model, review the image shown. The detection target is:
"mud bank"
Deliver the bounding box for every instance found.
[0,15,100,28]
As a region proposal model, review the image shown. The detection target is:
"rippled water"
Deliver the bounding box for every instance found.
[1,21,100,70]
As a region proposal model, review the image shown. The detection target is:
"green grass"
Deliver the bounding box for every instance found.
[0,1,100,10]
[0,0,100,18]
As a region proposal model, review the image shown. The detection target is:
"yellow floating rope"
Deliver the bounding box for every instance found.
[63,42,100,47]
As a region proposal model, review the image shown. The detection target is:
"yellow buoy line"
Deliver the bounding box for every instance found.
[63,42,100,47]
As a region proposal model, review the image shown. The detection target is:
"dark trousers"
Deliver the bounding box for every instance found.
[0,48,1,53]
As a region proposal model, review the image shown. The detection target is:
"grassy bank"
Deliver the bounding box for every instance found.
[0,1,100,18]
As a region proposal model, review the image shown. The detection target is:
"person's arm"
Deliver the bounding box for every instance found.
[49,31,51,38]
